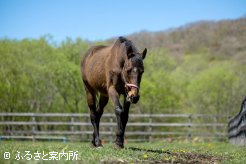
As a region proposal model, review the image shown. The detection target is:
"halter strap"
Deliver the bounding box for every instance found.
[121,68,139,90]
[125,83,139,90]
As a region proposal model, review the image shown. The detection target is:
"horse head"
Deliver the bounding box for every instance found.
[122,45,147,104]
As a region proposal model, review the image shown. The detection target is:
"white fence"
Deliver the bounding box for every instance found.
[0,113,228,142]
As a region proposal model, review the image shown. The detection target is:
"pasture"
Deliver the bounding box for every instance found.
[1,141,245,163]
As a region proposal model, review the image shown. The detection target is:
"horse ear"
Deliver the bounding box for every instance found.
[126,46,134,59]
[141,48,147,60]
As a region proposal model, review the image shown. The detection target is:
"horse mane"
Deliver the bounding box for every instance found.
[90,45,107,54]
[111,36,127,50]
[111,36,138,55]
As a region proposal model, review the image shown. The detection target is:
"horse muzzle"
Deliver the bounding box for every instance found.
[126,92,140,104]
[125,83,140,104]
[126,95,139,104]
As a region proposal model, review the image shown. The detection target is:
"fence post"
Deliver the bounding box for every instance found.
[110,116,113,143]
[188,114,192,140]
[83,115,87,142]
[32,115,36,142]
[71,116,74,142]
[148,114,152,142]
[213,116,218,139]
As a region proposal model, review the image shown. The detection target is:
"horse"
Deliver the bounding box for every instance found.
[81,36,147,148]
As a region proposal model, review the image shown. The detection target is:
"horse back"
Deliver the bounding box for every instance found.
[81,45,111,94]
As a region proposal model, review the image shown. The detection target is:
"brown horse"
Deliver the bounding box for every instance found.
[81,36,147,148]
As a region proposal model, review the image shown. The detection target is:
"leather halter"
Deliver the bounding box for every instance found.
[121,66,139,90]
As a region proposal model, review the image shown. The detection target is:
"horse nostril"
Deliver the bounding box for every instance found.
[126,94,139,103]
[132,95,140,104]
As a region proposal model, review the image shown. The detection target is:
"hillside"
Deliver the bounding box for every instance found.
[130,18,246,59]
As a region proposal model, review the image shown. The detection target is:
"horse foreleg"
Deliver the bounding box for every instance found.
[115,98,130,148]
[108,86,130,148]
[108,86,123,148]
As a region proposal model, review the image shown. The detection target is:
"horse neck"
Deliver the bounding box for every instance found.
[110,48,125,69]
[111,39,137,69]
[115,52,125,69]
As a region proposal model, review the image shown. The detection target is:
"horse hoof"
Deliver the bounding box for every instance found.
[91,140,103,148]
[90,143,103,148]
[96,145,103,149]
[114,143,124,149]
[95,143,103,148]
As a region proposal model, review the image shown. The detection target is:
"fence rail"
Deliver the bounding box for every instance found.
[0,112,228,142]
[228,97,246,145]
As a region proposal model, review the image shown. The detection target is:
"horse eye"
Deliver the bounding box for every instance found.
[127,68,132,73]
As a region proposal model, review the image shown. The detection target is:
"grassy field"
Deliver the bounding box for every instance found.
[1,140,246,163]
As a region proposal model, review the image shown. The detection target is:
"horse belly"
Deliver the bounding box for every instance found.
[84,61,108,95]
[91,74,107,93]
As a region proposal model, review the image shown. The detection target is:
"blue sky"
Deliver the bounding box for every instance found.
[0,0,245,41]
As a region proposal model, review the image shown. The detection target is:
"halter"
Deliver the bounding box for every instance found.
[121,66,139,91]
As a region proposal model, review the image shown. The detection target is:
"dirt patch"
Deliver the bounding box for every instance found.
[100,152,224,164]
[130,147,225,164]
[100,147,226,164]
[164,152,224,164]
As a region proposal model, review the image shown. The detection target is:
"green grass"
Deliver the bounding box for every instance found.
[1,141,246,163]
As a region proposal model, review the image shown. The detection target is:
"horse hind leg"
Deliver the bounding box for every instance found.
[84,84,99,147]
[85,85,108,147]
[94,95,108,145]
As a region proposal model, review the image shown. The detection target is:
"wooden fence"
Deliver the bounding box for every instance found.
[0,113,228,142]
[228,97,246,145]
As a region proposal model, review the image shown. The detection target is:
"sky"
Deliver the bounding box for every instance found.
[0,0,245,42]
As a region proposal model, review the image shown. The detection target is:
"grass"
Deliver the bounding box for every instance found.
[1,140,246,163]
